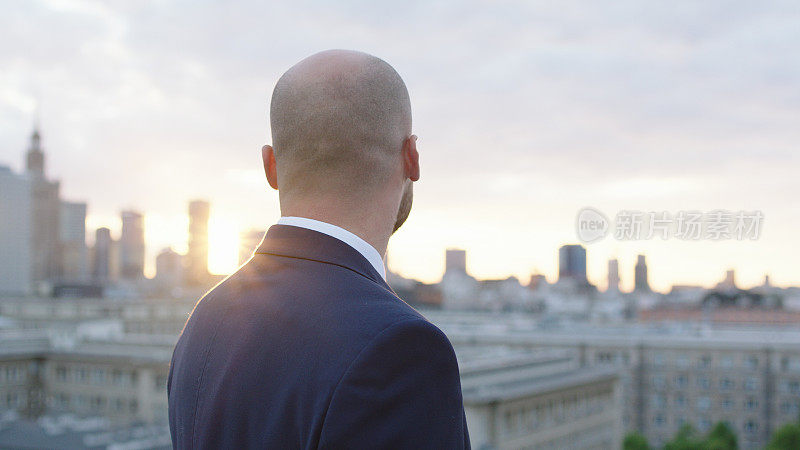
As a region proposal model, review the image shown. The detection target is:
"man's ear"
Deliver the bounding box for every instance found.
[402,135,420,182]
[262,145,279,190]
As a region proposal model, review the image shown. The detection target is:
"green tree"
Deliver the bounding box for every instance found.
[663,424,704,450]
[705,422,737,450]
[766,423,800,450]
[622,432,650,450]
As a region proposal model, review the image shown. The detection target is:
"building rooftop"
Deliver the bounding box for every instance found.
[462,366,618,404]
[0,328,174,363]
[423,309,800,350]
[0,412,170,450]
[455,347,618,403]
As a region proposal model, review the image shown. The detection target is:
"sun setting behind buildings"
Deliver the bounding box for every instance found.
[87,206,241,279]
[207,215,240,275]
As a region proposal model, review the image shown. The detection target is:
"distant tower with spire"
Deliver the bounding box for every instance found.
[24,123,63,290]
[26,125,45,176]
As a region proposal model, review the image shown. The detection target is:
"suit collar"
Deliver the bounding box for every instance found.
[276,216,386,280]
[255,224,392,290]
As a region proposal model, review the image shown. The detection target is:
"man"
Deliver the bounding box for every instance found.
[168,50,470,449]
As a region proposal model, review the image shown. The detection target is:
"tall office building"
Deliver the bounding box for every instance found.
[445,248,468,275]
[717,269,737,290]
[185,200,210,285]
[238,229,265,265]
[155,248,183,290]
[0,166,32,295]
[92,227,113,283]
[25,126,62,288]
[441,248,479,309]
[634,254,650,292]
[558,244,587,284]
[119,211,145,279]
[607,258,620,292]
[60,201,88,282]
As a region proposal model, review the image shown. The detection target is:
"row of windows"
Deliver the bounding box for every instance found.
[3,391,26,408]
[779,379,800,394]
[651,374,762,391]
[53,365,138,387]
[0,303,190,321]
[652,353,762,370]
[651,393,764,411]
[51,365,168,392]
[652,415,760,435]
[780,401,800,415]
[0,365,26,383]
[594,350,800,373]
[49,392,139,414]
[502,391,613,436]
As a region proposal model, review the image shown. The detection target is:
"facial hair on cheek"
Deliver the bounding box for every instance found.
[392,182,414,234]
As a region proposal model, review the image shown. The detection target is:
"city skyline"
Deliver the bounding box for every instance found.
[0,123,792,292]
[1,1,799,291]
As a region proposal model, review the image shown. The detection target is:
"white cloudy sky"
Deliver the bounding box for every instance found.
[1,0,799,290]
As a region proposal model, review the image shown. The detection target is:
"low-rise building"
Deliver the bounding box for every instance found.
[458,347,621,449]
[428,310,800,449]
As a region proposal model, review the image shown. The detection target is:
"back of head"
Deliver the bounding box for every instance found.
[270,50,412,203]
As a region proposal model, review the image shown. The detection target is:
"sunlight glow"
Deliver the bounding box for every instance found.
[208,216,239,275]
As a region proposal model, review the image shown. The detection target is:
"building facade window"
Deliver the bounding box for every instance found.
[744,377,759,391]
[721,396,734,410]
[721,356,735,368]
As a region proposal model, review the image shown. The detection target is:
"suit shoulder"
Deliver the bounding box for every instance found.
[357,317,457,367]
[319,317,466,448]
[378,317,452,344]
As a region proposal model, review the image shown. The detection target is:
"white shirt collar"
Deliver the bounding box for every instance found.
[276,216,387,281]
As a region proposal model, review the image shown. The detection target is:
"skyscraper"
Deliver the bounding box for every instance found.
[119,211,145,279]
[186,200,210,285]
[60,201,88,282]
[92,227,113,283]
[0,166,32,295]
[634,254,650,292]
[25,126,62,288]
[558,244,587,284]
[607,258,620,292]
[155,247,183,291]
[445,248,467,275]
[717,269,737,290]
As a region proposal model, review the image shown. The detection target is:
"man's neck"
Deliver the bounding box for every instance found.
[279,203,392,258]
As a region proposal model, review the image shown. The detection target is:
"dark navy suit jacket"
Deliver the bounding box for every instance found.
[168,224,470,449]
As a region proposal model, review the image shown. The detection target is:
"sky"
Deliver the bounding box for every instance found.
[1,0,799,291]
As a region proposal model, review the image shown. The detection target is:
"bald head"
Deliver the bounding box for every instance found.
[269,50,412,201]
